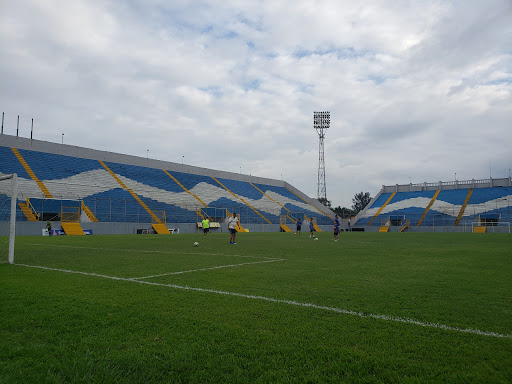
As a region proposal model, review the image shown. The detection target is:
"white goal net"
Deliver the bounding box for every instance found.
[0,174,17,263]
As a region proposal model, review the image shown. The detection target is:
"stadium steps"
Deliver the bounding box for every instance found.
[279,215,293,232]
[81,201,98,222]
[152,223,170,234]
[368,192,396,225]
[212,177,272,224]
[454,188,473,226]
[18,199,39,221]
[11,148,53,198]
[400,222,410,232]
[196,208,206,219]
[473,226,486,233]
[379,226,390,232]
[61,222,85,235]
[99,161,164,225]
[250,182,291,214]
[286,214,297,224]
[163,170,208,208]
[285,187,333,222]
[416,190,440,226]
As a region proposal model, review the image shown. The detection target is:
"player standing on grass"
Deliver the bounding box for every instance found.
[46,220,52,237]
[334,215,340,241]
[228,213,238,244]
[202,217,210,237]
[309,217,315,238]
[295,217,302,235]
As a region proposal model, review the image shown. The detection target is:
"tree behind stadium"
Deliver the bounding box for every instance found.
[352,192,372,214]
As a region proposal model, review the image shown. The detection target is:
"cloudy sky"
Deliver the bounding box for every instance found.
[1,0,511,208]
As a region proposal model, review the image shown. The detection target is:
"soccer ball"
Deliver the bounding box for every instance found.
[314,238,319,241]
[193,242,199,247]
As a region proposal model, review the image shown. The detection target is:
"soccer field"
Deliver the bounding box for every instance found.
[1,232,511,383]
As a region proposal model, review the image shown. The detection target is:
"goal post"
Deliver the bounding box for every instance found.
[0,173,17,263]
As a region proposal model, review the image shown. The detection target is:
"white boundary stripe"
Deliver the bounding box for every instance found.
[27,244,279,260]
[132,259,285,279]
[13,263,512,340]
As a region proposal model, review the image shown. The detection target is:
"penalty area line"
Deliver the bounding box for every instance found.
[12,263,512,340]
[132,258,285,279]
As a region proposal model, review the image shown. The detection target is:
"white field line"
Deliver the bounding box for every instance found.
[132,259,285,279]
[27,244,278,260]
[13,263,512,340]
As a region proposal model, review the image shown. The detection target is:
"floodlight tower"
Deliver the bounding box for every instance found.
[314,111,330,201]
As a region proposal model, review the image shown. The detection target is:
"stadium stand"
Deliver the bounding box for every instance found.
[0,134,333,233]
[4,134,509,234]
[354,181,512,232]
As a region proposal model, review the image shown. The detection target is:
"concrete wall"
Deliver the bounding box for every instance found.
[381,177,512,193]
[4,221,509,236]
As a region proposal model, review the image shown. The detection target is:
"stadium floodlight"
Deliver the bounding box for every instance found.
[0,173,17,263]
[314,111,330,201]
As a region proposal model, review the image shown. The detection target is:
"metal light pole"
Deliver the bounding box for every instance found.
[314,111,330,201]
[61,133,64,144]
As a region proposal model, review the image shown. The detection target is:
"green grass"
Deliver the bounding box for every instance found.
[1,232,511,383]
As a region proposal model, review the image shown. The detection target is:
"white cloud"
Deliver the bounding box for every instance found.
[1,0,511,207]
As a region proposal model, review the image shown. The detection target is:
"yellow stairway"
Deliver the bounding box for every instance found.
[379,226,390,232]
[368,192,396,225]
[18,198,39,221]
[286,187,333,222]
[61,222,86,235]
[454,189,473,226]
[99,161,166,229]
[213,177,271,225]
[250,182,292,214]
[416,190,440,226]
[473,226,486,233]
[279,215,292,232]
[152,223,170,234]
[81,201,98,222]
[11,148,53,198]
[163,170,208,208]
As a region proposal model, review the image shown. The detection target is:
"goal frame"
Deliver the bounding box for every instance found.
[1,173,17,263]
[471,221,511,233]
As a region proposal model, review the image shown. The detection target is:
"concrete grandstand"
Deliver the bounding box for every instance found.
[353,178,512,233]
[0,134,334,235]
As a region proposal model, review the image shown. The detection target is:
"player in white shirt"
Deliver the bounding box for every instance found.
[228,213,239,244]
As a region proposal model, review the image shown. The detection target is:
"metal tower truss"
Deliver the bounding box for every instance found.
[314,111,330,201]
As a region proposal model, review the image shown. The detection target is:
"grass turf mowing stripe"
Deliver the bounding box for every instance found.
[12,263,512,340]
[27,243,280,260]
[132,258,285,279]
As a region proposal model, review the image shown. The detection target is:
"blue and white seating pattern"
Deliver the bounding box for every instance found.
[357,188,512,226]
[1,147,330,224]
